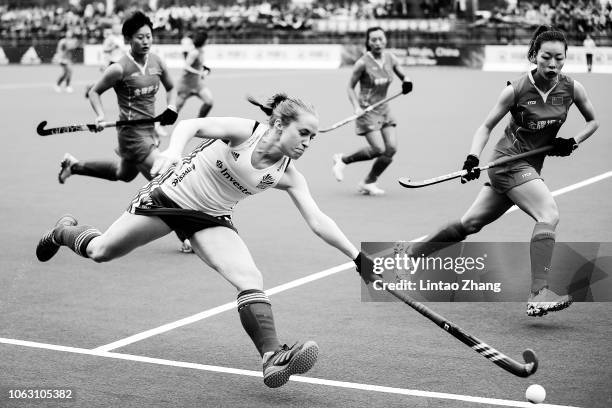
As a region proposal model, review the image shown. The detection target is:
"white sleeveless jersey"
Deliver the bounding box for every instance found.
[160,122,290,216]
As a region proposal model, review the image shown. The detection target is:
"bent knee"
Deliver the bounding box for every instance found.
[216,264,263,290]
[535,208,560,227]
[87,240,117,263]
[369,146,384,157]
[461,218,484,235]
[383,147,397,157]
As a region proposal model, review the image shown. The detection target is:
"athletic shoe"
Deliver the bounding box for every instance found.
[36,214,78,262]
[65,86,74,93]
[332,153,346,181]
[526,287,573,317]
[54,85,62,93]
[358,181,385,196]
[58,153,78,184]
[262,341,319,388]
[180,239,193,253]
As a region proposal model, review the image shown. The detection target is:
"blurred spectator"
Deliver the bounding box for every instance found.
[0,0,611,43]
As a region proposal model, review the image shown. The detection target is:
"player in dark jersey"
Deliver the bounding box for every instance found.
[56,12,186,251]
[175,31,213,119]
[407,25,599,317]
[36,93,368,389]
[58,11,177,185]
[332,26,412,195]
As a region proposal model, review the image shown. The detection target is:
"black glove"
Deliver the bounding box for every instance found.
[460,154,480,184]
[402,80,413,94]
[549,137,578,157]
[159,105,178,126]
[354,252,377,284]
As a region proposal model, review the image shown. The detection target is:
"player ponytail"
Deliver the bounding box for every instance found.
[527,25,568,63]
[248,93,317,126]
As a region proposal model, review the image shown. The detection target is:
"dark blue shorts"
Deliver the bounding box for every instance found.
[486,159,543,194]
[128,187,236,240]
[355,109,396,135]
[116,125,159,164]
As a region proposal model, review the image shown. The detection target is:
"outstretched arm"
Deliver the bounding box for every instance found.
[88,63,123,131]
[572,80,599,144]
[391,53,413,93]
[160,59,177,109]
[468,84,514,157]
[347,60,365,114]
[277,164,359,260]
[151,117,254,176]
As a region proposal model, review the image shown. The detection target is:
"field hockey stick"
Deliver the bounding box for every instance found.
[36,116,161,136]
[319,90,405,133]
[384,286,538,377]
[398,145,554,188]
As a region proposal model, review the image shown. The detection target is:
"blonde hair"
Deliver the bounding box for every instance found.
[247,93,317,126]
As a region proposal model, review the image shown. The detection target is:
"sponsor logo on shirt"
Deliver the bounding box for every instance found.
[133,84,159,96]
[171,163,196,187]
[527,100,536,105]
[231,151,240,161]
[374,77,389,86]
[215,160,253,195]
[527,119,561,130]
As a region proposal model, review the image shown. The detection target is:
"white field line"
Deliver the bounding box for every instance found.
[0,337,580,408]
[94,263,354,352]
[95,170,612,352]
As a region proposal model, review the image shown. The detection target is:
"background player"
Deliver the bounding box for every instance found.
[84,26,126,98]
[85,27,126,98]
[58,11,177,185]
[37,93,363,389]
[332,26,412,195]
[583,34,596,73]
[180,32,194,59]
[54,29,78,93]
[175,30,213,119]
[407,25,599,317]
[57,11,182,250]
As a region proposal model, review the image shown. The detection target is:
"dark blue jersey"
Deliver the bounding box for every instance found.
[493,70,575,169]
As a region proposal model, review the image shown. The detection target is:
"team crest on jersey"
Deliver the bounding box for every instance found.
[551,96,563,106]
[231,151,240,161]
[216,160,223,168]
[256,174,275,189]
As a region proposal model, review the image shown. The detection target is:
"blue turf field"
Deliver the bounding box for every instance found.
[0,65,611,407]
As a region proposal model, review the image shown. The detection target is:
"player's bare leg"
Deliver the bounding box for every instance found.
[190,227,318,387]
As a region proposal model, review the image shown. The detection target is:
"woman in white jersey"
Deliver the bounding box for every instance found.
[36,93,366,389]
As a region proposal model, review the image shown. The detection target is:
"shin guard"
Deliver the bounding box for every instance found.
[237,289,280,356]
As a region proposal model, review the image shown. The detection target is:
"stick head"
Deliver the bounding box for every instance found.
[36,121,49,136]
[522,349,539,377]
